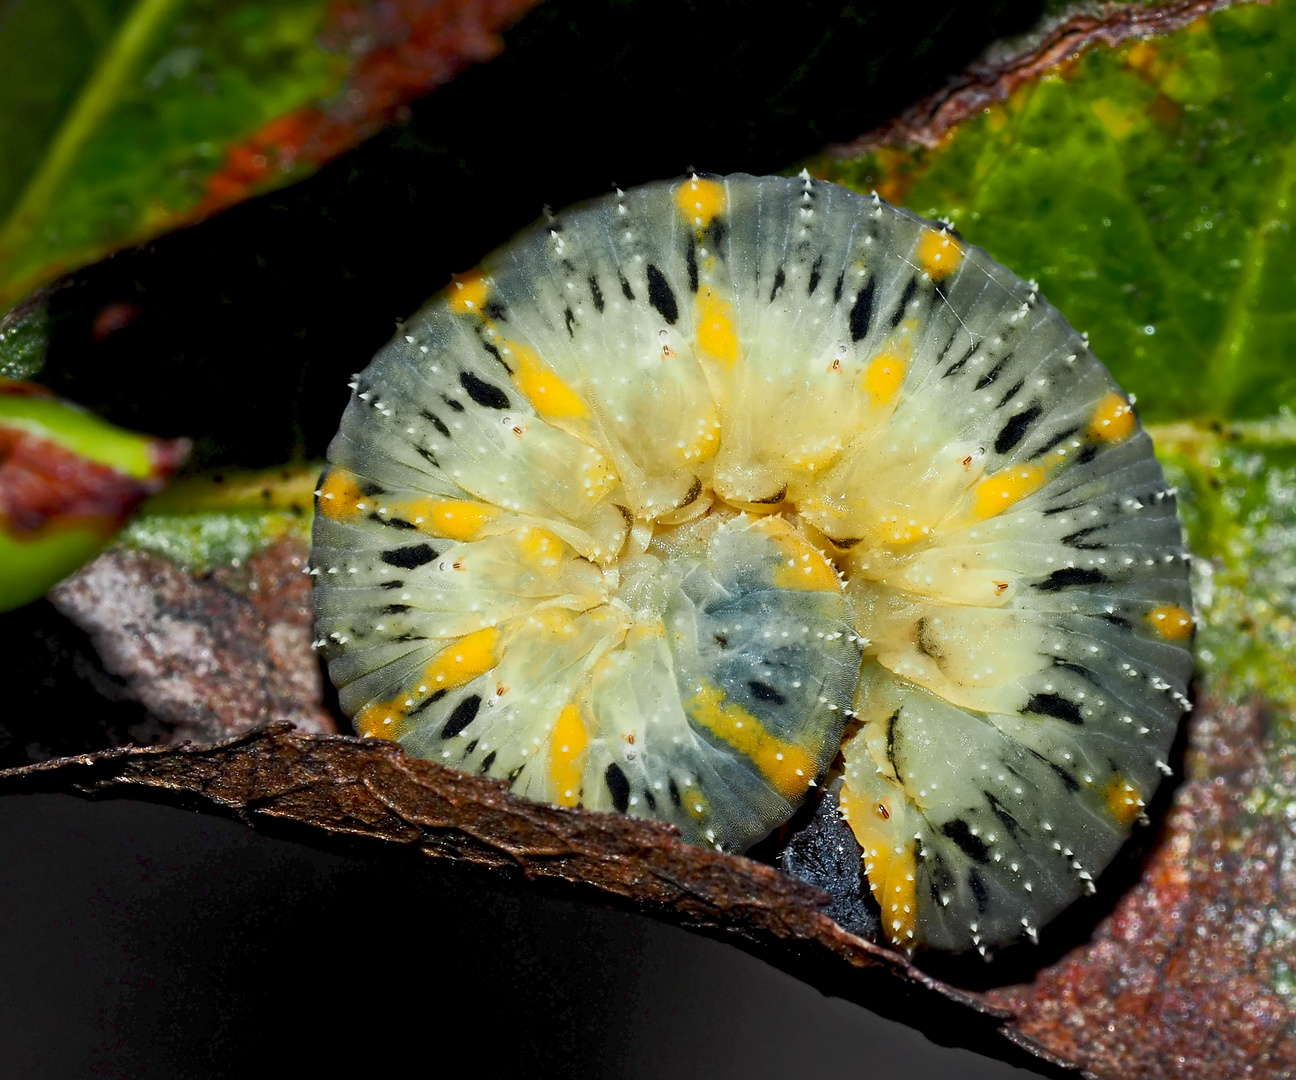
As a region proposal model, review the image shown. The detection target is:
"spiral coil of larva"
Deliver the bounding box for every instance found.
[310,173,1194,953]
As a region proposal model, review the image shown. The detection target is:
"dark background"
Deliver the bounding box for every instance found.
[1,1,1061,1075]
[0,794,1047,1078]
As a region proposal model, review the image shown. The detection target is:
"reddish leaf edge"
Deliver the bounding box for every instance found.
[824,0,1250,158]
[0,722,1076,1076]
[0,0,547,315]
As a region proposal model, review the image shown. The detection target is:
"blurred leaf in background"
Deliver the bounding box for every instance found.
[0,0,541,316]
[0,378,186,609]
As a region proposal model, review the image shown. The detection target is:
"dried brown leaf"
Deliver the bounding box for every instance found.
[0,720,1073,1075]
[48,541,335,743]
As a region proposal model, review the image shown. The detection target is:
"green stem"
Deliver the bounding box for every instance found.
[1206,135,1296,415]
[0,0,182,266]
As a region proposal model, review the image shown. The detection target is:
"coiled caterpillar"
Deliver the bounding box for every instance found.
[311,174,1193,952]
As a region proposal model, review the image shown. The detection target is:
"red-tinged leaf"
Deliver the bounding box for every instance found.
[1,427,146,535]
[0,379,187,610]
[195,0,544,217]
[0,0,543,314]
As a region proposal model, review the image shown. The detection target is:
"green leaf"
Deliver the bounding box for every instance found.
[0,0,339,309]
[1155,420,1296,717]
[0,0,540,314]
[120,463,316,571]
[820,1,1296,423]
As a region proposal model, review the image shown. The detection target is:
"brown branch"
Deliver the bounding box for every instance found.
[0,722,1073,1076]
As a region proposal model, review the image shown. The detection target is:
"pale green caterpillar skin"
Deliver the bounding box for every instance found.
[311,173,1193,953]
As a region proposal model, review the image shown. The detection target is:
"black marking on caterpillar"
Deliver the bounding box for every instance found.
[985,792,1024,841]
[1035,426,1081,457]
[442,695,482,739]
[1053,659,1096,680]
[369,513,416,530]
[606,762,631,813]
[411,688,448,714]
[885,709,901,777]
[646,264,678,324]
[459,371,510,410]
[993,404,1043,455]
[995,379,1026,410]
[1024,692,1085,725]
[888,275,919,329]
[969,869,990,914]
[478,333,510,373]
[1048,760,1081,792]
[1061,526,1107,550]
[1038,567,1110,592]
[974,357,1010,390]
[748,680,788,706]
[769,266,786,302]
[941,819,990,864]
[942,335,978,374]
[707,216,727,251]
[420,409,451,438]
[750,484,787,505]
[849,277,876,342]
